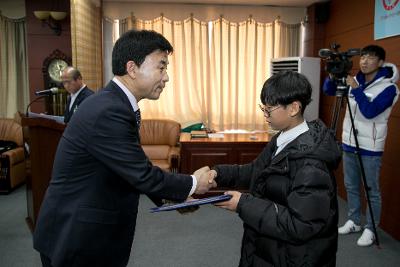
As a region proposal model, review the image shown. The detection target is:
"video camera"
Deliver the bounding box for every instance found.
[319,43,360,96]
[319,43,361,80]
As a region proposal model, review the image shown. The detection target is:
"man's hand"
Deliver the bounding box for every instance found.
[193,166,210,179]
[346,75,358,88]
[193,166,217,194]
[214,191,242,212]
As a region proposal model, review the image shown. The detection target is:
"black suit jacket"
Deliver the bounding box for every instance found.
[64,86,94,123]
[33,81,193,267]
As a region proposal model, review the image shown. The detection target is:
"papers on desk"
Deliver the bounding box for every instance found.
[190,130,208,138]
[150,194,232,212]
[28,112,64,124]
[208,133,224,138]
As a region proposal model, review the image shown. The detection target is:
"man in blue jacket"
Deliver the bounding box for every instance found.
[323,45,399,246]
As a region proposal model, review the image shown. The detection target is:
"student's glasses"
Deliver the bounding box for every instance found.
[258,104,281,118]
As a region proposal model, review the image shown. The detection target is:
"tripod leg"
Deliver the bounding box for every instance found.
[345,95,380,247]
[330,96,344,133]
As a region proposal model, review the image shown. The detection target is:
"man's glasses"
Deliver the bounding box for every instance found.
[258,104,281,118]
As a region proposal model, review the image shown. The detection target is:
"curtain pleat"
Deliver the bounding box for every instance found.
[133,17,209,127]
[0,14,29,118]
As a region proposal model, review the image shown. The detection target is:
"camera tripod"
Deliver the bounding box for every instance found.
[330,81,380,247]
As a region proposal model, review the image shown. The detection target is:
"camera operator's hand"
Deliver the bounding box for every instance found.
[346,75,358,89]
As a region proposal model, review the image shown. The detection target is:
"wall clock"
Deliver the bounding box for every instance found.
[41,49,71,115]
[42,49,71,88]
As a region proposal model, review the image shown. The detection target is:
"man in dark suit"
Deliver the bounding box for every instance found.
[61,67,94,123]
[33,30,217,267]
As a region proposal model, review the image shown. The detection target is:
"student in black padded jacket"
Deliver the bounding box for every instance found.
[213,71,341,267]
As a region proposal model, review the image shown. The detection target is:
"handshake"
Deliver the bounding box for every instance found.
[193,166,218,195]
[166,166,217,214]
[163,166,240,214]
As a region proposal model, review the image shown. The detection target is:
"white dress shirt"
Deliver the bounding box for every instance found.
[112,77,197,196]
[112,77,139,112]
[275,120,309,156]
[69,84,87,111]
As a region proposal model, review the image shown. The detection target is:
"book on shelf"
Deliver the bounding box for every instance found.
[190,130,208,138]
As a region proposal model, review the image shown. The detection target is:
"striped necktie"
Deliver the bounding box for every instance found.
[134,109,141,130]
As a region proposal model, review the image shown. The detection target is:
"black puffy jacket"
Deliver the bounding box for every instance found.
[214,120,341,267]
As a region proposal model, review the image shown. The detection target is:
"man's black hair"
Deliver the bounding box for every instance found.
[112,30,173,75]
[361,45,386,61]
[260,71,312,114]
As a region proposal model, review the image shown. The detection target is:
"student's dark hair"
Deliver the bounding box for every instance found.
[112,30,173,75]
[260,71,312,114]
[361,45,385,61]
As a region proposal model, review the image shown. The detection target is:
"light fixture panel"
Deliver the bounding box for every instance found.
[50,11,67,21]
[34,11,50,20]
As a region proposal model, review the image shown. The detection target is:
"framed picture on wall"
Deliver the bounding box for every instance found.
[374,0,400,40]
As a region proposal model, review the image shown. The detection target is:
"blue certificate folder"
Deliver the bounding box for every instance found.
[150,194,232,213]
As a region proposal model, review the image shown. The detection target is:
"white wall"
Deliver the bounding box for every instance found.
[103,2,306,23]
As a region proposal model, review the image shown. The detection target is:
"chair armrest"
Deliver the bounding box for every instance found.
[168,146,180,173]
[1,147,25,165]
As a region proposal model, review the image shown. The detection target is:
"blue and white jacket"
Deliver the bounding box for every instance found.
[323,62,399,155]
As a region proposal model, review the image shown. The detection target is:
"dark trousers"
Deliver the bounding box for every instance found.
[40,253,54,267]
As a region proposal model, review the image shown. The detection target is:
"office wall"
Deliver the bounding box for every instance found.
[25,0,71,113]
[306,0,400,240]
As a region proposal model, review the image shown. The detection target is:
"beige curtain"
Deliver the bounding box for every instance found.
[119,12,136,35]
[134,16,209,127]
[274,20,301,58]
[117,15,301,130]
[71,0,103,90]
[0,14,29,118]
[208,18,269,130]
[208,18,301,130]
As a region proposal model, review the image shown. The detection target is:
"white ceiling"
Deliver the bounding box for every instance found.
[103,0,328,8]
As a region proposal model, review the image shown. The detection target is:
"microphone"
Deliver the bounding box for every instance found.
[25,96,47,116]
[35,87,59,96]
[318,48,333,58]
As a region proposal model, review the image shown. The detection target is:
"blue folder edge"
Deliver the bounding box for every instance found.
[150,194,232,213]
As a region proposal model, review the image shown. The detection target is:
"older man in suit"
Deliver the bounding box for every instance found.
[61,67,94,123]
[33,30,217,267]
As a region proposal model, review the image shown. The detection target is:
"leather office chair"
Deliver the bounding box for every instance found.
[139,119,181,172]
[0,118,26,193]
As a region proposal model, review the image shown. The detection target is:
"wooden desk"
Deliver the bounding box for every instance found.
[179,132,270,174]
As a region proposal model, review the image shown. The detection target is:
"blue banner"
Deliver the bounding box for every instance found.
[375,0,400,39]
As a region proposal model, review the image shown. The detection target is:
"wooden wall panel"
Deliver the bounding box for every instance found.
[306,0,400,240]
[25,0,71,113]
[325,0,374,36]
